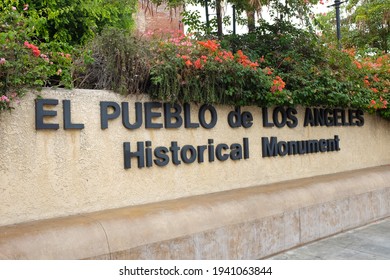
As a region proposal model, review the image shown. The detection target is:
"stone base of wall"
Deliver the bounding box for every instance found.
[1,165,389,260]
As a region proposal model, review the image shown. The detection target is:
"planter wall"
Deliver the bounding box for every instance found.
[0,89,389,259]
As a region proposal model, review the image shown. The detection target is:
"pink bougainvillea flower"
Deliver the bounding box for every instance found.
[1,95,10,102]
[0,58,6,64]
[23,4,29,11]
[40,54,50,62]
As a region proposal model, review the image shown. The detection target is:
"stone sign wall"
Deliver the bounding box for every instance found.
[1,89,390,227]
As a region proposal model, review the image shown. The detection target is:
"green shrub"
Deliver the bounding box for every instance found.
[72,28,151,95]
[0,4,73,111]
[1,0,137,46]
[146,31,284,106]
[223,21,389,118]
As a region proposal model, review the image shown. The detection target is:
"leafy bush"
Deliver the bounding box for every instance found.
[146,31,283,106]
[1,7,389,120]
[72,25,389,119]
[0,0,138,112]
[72,28,151,95]
[0,4,73,111]
[74,29,286,106]
[223,21,389,118]
[1,0,137,45]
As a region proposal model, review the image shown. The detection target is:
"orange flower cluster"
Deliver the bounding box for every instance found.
[193,58,202,69]
[363,76,370,86]
[369,96,388,110]
[373,74,380,82]
[236,50,259,70]
[185,60,192,67]
[178,54,207,69]
[342,48,356,57]
[363,74,388,94]
[259,56,265,63]
[263,67,273,75]
[178,39,260,72]
[271,76,286,93]
[198,40,220,52]
[353,60,362,69]
[361,54,389,70]
[220,50,234,60]
[24,41,40,57]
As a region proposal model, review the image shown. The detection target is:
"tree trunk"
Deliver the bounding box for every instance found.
[216,0,223,39]
[247,10,255,33]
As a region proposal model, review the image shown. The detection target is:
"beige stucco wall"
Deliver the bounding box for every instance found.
[1,89,390,226]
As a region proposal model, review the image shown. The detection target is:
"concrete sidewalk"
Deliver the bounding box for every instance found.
[267,217,390,260]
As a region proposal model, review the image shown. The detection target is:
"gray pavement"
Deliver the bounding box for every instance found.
[267,217,390,260]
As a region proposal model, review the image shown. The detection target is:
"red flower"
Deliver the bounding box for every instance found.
[370,88,378,93]
[24,41,41,57]
[353,60,362,69]
[214,56,223,63]
[236,50,258,69]
[194,58,203,69]
[185,60,192,67]
[381,97,388,108]
[198,40,220,52]
[259,56,265,63]
[263,67,273,75]
[32,49,40,57]
[220,50,234,61]
[363,77,370,86]
[271,76,286,93]
[249,62,259,69]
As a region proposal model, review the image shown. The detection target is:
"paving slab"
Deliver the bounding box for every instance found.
[267,217,390,260]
